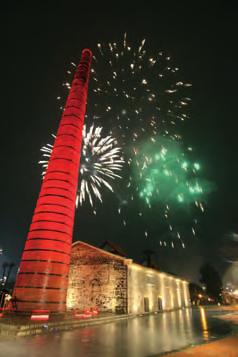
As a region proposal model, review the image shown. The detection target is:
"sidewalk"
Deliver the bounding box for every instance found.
[166,306,238,356]
[166,336,238,356]
[0,312,133,337]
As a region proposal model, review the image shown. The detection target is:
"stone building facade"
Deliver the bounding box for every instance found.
[66,241,190,314]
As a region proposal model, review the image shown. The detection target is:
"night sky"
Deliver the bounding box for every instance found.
[0,4,237,283]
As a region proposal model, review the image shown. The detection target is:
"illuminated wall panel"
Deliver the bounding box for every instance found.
[127,263,190,314]
[67,242,127,313]
[13,49,92,312]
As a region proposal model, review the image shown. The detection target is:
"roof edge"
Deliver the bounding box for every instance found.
[72,240,131,263]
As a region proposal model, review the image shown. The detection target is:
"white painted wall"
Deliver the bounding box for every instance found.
[127,263,190,315]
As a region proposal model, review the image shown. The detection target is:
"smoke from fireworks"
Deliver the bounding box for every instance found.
[136,138,214,206]
[131,137,215,247]
[39,125,124,210]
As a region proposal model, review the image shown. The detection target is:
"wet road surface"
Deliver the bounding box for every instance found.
[0,308,235,357]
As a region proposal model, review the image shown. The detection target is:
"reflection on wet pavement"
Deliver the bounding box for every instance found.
[199,307,209,341]
[0,309,233,357]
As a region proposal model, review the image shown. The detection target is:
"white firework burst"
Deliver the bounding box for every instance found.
[39,125,124,208]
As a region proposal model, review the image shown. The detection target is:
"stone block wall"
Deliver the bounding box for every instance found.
[66,242,127,313]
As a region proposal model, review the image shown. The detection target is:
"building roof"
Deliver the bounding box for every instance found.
[72,240,128,262]
[99,240,127,257]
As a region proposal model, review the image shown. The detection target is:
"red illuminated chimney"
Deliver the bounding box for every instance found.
[13,49,92,312]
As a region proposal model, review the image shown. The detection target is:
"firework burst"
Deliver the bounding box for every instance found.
[133,137,214,248]
[39,125,124,209]
[58,34,212,248]
[83,34,199,246]
[86,33,191,145]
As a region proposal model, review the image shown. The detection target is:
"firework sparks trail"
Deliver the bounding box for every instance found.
[56,34,212,248]
[87,33,192,146]
[39,125,124,209]
[133,137,215,248]
[84,34,201,248]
